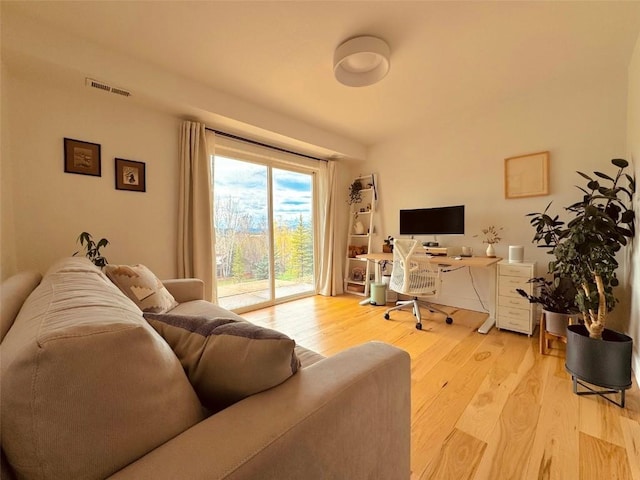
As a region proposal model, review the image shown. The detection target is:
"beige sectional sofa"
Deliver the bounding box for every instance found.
[1,257,411,479]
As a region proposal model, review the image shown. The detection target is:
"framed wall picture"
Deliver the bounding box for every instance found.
[64,138,101,176]
[504,151,550,199]
[115,158,146,192]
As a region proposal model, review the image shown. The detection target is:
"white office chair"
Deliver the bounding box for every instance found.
[384,238,453,330]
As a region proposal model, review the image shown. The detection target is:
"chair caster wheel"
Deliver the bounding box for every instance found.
[446,317,453,325]
[416,323,422,330]
[384,313,390,320]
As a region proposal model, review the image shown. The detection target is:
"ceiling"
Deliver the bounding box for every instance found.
[3,1,640,148]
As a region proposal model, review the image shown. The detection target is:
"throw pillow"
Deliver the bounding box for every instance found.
[144,312,301,411]
[105,264,178,313]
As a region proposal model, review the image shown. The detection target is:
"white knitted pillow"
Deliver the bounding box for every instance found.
[105,264,178,313]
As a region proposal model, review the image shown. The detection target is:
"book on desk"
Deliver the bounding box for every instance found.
[422,246,462,257]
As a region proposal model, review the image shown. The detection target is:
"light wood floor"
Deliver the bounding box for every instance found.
[242,294,640,480]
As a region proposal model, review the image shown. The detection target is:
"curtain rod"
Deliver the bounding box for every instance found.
[205,127,328,162]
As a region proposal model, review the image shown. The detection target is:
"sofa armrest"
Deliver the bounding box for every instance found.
[162,278,204,303]
[108,341,411,480]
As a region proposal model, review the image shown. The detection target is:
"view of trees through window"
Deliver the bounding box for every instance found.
[213,155,314,310]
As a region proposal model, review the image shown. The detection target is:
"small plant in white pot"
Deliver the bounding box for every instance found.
[475,225,502,257]
[517,276,577,336]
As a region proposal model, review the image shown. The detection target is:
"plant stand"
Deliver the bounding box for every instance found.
[539,312,566,355]
[565,324,632,408]
[539,311,576,355]
[571,376,626,408]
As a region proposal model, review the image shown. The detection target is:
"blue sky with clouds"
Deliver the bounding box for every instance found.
[214,156,312,228]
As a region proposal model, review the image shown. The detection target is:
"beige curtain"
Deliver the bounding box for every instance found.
[178,121,216,302]
[316,160,343,296]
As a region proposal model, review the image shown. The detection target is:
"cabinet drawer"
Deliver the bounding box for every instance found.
[498,295,530,309]
[497,314,531,333]
[498,264,532,278]
[498,284,530,298]
[499,276,530,293]
[498,305,530,322]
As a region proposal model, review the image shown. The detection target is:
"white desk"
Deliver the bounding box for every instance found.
[357,252,502,334]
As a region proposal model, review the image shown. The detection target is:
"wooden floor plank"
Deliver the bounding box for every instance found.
[407,337,502,477]
[422,428,486,480]
[241,294,640,479]
[456,333,530,442]
[580,432,633,479]
[580,393,626,448]
[473,346,548,480]
[620,417,640,480]
[525,354,580,480]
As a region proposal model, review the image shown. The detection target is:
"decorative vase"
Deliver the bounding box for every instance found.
[566,324,632,393]
[486,244,495,257]
[354,221,365,235]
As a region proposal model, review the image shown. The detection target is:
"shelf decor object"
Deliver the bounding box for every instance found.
[64,138,101,177]
[504,151,549,199]
[115,158,146,192]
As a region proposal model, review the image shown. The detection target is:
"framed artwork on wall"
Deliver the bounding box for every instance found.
[504,151,550,199]
[64,138,101,177]
[115,158,146,192]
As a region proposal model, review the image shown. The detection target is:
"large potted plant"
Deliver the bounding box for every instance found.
[525,158,635,404]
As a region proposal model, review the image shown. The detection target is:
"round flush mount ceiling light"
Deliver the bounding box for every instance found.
[333,36,390,87]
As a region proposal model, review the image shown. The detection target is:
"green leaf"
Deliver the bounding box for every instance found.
[624,174,635,193]
[576,171,592,181]
[611,158,628,169]
[594,171,614,182]
[621,210,634,223]
[617,227,634,238]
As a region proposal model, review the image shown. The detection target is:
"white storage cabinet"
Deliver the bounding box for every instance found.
[496,260,536,336]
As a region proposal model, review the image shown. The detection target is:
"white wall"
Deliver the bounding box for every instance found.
[1,61,17,279]
[2,67,182,279]
[360,69,629,316]
[627,33,640,382]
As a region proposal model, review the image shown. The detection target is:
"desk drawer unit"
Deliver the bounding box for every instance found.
[496,260,535,335]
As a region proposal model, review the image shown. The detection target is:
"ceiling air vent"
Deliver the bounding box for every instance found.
[85,78,132,97]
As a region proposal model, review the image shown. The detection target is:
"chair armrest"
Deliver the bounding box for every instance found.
[108,342,411,480]
[162,279,204,303]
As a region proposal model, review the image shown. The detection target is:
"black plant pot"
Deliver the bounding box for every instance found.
[566,324,633,391]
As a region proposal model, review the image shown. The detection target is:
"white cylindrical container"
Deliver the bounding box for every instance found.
[509,245,524,263]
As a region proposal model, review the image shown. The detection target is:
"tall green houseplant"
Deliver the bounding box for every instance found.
[527,159,635,339]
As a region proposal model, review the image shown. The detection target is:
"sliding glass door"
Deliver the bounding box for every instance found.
[213,155,315,311]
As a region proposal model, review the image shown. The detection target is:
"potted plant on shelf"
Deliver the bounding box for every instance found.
[516,276,577,337]
[348,179,363,205]
[525,158,635,404]
[383,236,394,253]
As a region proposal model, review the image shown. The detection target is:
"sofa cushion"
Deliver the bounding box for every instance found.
[105,263,178,313]
[0,271,42,343]
[1,257,204,480]
[144,312,300,411]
